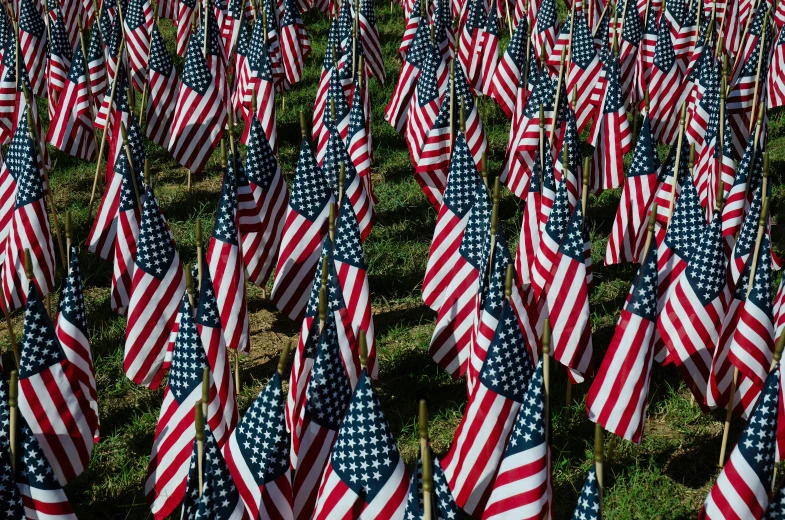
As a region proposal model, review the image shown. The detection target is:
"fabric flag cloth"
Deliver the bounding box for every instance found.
[404,450,461,520]
[659,209,728,406]
[0,370,24,518]
[312,19,340,160]
[385,13,429,134]
[244,37,278,153]
[767,23,785,108]
[176,0,197,56]
[460,0,485,92]
[406,42,446,168]
[531,0,557,67]
[87,21,107,99]
[312,369,409,519]
[348,71,373,194]
[588,238,659,443]
[181,423,246,519]
[776,276,785,344]
[482,357,551,520]
[169,13,228,174]
[765,484,785,517]
[357,0,385,84]
[0,144,12,271]
[55,247,99,443]
[443,301,536,516]
[46,43,96,161]
[46,2,73,118]
[530,172,571,302]
[271,139,332,322]
[1,107,55,313]
[224,372,294,519]
[489,15,528,119]
[237,118,288,288]
[123,187,185,389]
[93,20,123,132]
[17,284,96,485]
[18,0,47,97]
[145,22,180,151]
[647,14,681,145]
[477,2,500,96]
[207,160,250,354]
[634,1,658,103]
[291,307,355,520]
[567,11,602,133]
[279,0,311,85]
[605,110,660,265]
[125,0,154,91]
[722,137,763,240]
[699,366,779,519]
[570,465,601,519]
[618,0,642,105]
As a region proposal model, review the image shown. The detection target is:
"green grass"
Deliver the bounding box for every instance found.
[0,3,784,519]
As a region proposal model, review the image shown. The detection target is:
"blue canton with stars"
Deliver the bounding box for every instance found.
[19,0,44,38]
[322,126,357,194]
[479,233,513,324]
[458,183,491,271]
[197,265,222,330]
[59,247,89,337]
[480,303,535,401]
[404,451,459,520]
[182,26,214,96]
[349,73,366,142]
[571,464,601,520]
[524,68,556,119]
[125,0,148,31]
[182,424,242,519]
[323,63,350,128]
[212,165,239,246]
[629,115,660,177]
[544,175,572,242]
[19,285,67,379]
[621,0,641,46]
[628,239,658,321]
[305,311,353,430]
[335,197,366,269]
[149,23,173,75]
[290,140,331,221]
[443,133,480,217]
[653,17,676,72]
[535,0,556,34]
[504,15,528,69]
[331,371,401,501]
[503,359,545,456]
[601,53,624,114]
[559,207,586,262]
[135,188,177,279]
[48,5,73,63]
[572,12,597,70]
[417,43,441,107]
[405,15,431,68]
[245,119,278,190]
[303,238,338,320]
[234,372,290,485]
[116,150,141,213]
[17,418,65,492]
[168,293,207,405]
[746,234,773,316]
[8,110,41,204]
[663,174,705,261]
[684,211,726,306]
[67,45,86,84]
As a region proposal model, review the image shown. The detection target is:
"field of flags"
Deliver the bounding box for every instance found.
[0,0,782,514]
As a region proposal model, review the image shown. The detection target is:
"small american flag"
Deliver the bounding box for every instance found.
[271,139,332,322]
[531,0,557,67]
[568,12,602,133]
[689,62,720,193]
[478,3,501,96]
[776,276,785,347]
[721,137,762,239]
[460,0,485,91]
[515,149,545,286]
[316,70,351,167]
[729,185,765,293]
[588,239,659,443]
[207,161,250,354]
[648,17,682,145]
[415,93,451,209]
[169,12,228,174]
[55,247,100,443]
[443,302,535,516]
[385,15,429,134]
[1,108,55,312]
[530,175,570,302]
[618,0,642,105]
[489,15,528,119]
[348,73,373,186]
[605,110,660,265]
[312,370,409,519]
[768,25,785,108]
[93,21,123,131]
[46,2,73,112]
[279,0,311,85]
[181,423,246,519]
[312,19,339,154]
[87,22,107,100]
[224,372,293,519]
[244,39,278,154]
[406,42,446,167]
[18,0,47,97]
[700,367,779,519]
[46,43,95,161]
[571,465,601,519]
[404,450,461,519]
[18,284,97,485]
[399,0,422,60]
[145,22,180,150]
[237,118,288,289]
[124,0,154,92]
[357,0,385,84]
[260,0,288,93]
[123,187,185,389]
[454,59,489,169]
[634,1,657,104]
[232,23,252,122]
[554,107,581,208]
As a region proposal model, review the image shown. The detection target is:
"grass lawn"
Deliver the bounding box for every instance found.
[3,2,785,518]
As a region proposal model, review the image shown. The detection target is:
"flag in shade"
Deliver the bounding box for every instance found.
[765,484,785,517]
[124,0,153,92]
[443,302,536,516]
[176,0,196,56]
[587,238,658,443]
[489,16,528,119]
[1,108,55,312]
[406,42,446,168]
[237,118,288,288]
[17,284,96,485]
[312,370,409,519]
[0,370,23,517]
[358,0,385,84]
[605,110,660,265]
[181,423,246,519]
[169,12,228,174]
[207,159,250,354]
[123,187,185,389]
[618,0,642,104]
[46,43,95,161]
[385,14,429,133]
[46,2,73,115]
[531,0,557,66]
[292,308,355,519]
[16,418,78,519]
[515,149,545,286]
[18,0,47,97]
[567,12,602,133]
[647,15,681,144]
[570,465,601,519]
[404,450,461,519]
[767,24,785,108]
[729,184,765,289]
[659,209,728,405]
[279,0,311,85]
[55,247,99,443]
[145,22,180,150]
[86,22,106,101]
[545,206,593,383]
[271,139,332,322]
[699,367,779,519]
[224,372,294,519]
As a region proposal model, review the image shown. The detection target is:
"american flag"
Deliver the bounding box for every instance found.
[0,371,24,517]
[515,149,545,286]
[404,450,461,519]
[181,423,246,519]
[311,19,339,154]
[246,38,278,155]
[571,465,601,519]
[348,73,373,189]
[145,22,180,150]
[674,0,699,75]
[312,370,408,519]
[0,139,15,271]
[87,22,107,100]
[123,187,185,389]
[649,19,682,145]
[443,301,535,516]
[316,62,350,165]
[292,308,355,519]
[223,372,294,519]
[16,418,78,519]
[663,0,686,42]
[55,247,99,443]
[93,22,123,132]
[1,108,55,313]
[554,107,581,207]
[722,137,762,239]
[237,118,288,289]
[634,1,658,104]
[659,209,728,405]
[232,24,252,123]
[699,367,778,519]
[545,206,593,383]
[697,76,734,221]
[207,161,250,354]
[18,0,47,97]
[169,13,228,175]
[724,0,742,59]
[588,238,659,443]
[489,15,528,119]
[195,265,239,450]
[766,483,785,517]
[46,43,96,161]
[334,196,377,377]
[176,0,196,56]
[618,0,642,105]
[414,92,451,209]
[17,284,96,485]
[221,0,244,59]
[46,2,73,110]
[768,24,785,108]
[124,0,154,92]
[385,14,429,134]
[605,110,660,265]
[406,43,446,167]
[460,0,485,92]
[260,0,288,93]
[357,0,385,84]
[776,274,785,345]
[531,174,570,302]
[399,0,422,60]
[279,0,311,85]
[568,12,602,133]
[729,185,765,293]
[271,139,332,322]
[531,0,557,67]
[477,2,500,96]
[454,59,488,169]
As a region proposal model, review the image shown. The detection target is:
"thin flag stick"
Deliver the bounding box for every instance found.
[0,277,19,368]
[65,211,72,264]
[548,46,568,146]
[595,422,604,513]
[186,264,196,311]
[420,399,433,520]
[277,339,292,377]
[119,122,143,209]
[542,318,551,439]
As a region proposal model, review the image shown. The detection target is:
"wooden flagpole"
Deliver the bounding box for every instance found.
[195,372,208,496]
[65,211,72,265]
[8,370,17,472]
[0,276,19,368]
[185,264,196,310]
[542,318,551,438]
[196,220,204,291]
[420,399,434,520]
[595,422,605,513]
[359,329,368,370]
